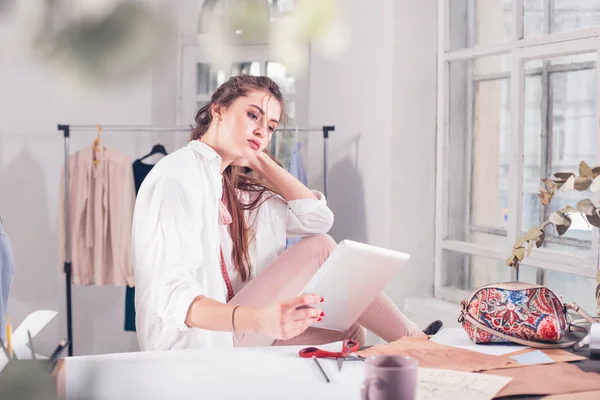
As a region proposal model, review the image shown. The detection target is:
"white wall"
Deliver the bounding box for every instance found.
[307,0,394,249]
[308,0,438,315]
[389,0,438,310]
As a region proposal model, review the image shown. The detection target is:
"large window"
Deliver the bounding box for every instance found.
[436,0,600,313]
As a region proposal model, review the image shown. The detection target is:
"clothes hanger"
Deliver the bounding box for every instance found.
[138,143,168,162]
[93,124,102,165]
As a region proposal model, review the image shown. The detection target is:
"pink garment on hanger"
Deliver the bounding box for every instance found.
[58,144,135,286]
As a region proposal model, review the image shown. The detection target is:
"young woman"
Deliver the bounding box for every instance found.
[132,75,441,351]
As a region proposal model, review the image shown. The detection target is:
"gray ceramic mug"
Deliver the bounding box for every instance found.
[360,355,418,400]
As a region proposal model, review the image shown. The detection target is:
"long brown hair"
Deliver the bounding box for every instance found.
[190,75,286,282]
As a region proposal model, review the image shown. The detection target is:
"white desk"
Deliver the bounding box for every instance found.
[64,342,365,400]
[62,335,516,400]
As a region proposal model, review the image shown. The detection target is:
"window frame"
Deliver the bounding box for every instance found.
[435,0,600,303]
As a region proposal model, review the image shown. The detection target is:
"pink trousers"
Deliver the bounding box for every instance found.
[230,235,421,346]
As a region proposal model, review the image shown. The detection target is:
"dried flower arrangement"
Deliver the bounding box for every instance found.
[506,161,600,314]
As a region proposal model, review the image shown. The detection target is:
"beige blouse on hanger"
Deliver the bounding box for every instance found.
[58,144,135,286]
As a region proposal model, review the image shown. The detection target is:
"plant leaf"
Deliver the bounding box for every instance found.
[556,224,568,236]
[574,176,593,191]
[587,210,600,228]
[561,175,576,192]
[541,178,555,190]
[535,230,545,248]
[549,212,572,235]
[526,240,534,256]
[554,172,575,181]
[590,175,600,192]
[538,189,553,206]
[524,227,544,241]
[579,161,594,178]
[514,237,527,248]
[506,256,517,267]
[549,211,569,226]
[576,199,596,215]
[561,205,579,214]
[513,247,526,261]
[556,215,572,236]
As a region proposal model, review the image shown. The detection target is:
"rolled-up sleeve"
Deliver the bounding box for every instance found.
[133,178,205,331]
[285,190,334,237]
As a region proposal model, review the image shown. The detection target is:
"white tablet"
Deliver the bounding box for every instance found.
[300,239,410,332]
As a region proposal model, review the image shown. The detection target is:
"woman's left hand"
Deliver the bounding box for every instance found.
[233,150,269,171]
[233,149,316,201]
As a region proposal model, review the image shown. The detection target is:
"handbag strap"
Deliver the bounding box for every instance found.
[565,302,598,324]
[459,301,595,351]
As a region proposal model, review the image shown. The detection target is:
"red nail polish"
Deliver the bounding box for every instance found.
[320,297,324,303]
[317,317,322,322]
[320,312,325,317]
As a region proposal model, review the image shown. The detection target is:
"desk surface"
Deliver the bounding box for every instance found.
[508,347,599,400]
[57,341,600,400]
[62,343,367,400]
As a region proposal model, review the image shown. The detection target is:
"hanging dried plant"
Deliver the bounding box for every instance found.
[507,161,600,314]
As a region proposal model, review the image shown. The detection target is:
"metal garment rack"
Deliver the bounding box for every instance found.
[56,123,334,356]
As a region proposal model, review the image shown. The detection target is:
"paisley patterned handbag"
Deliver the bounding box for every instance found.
[458,282,597,351]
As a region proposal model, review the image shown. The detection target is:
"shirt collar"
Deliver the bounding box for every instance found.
[187,140,222,163]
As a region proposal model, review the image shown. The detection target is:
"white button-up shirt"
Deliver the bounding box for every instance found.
[132,140,334,351]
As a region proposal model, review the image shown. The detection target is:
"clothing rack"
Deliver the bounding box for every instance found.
[56,123,334,356]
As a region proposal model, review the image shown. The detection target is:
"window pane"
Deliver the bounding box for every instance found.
[268,0,295,17]
[231,62,261,76]
[269,99,296,169]
[284,99,295,122]
[519,265,598,314]
[522,75,543,232]
[553,0,600,34]
[449,0,512,50]
[447,55,510,247]
[196,63,226,95]
[443,250,508,291]
[269,127,297,170]
[267,62,296,94]
[522,54,597,255]
[526,1,600,37]
[516,264,539,284]
[471,79,510,243]
[524,0,545,38]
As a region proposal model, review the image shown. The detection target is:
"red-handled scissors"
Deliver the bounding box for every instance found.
[298,339,361,371]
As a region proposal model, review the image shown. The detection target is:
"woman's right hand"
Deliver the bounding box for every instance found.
[255,294,324,340]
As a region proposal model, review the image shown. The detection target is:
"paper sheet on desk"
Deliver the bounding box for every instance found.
[502,347,587,367]
[431,328,526,355]
[509,350,554,365]
[335,364,511,400]
[417,369,511,400]
[356,337,517,372]
[483,363,600,398]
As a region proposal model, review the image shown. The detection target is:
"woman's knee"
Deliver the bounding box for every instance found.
[345,323,367,347]
[300,234,337,256]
